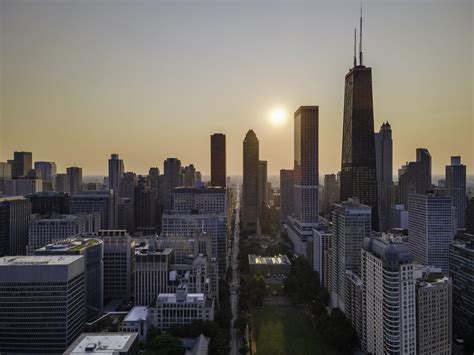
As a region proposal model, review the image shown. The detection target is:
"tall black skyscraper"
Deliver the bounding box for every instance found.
[340,13,378,230]
[211,133,226,187]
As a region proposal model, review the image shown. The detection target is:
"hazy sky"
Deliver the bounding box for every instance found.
[0,0,472,176]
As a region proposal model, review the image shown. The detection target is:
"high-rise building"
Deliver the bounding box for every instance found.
[360,234,416,354]
[375,122,393,232]
[287,106,319,256]
[66,167,83,196]
[183,164,197,187]
[257,160,268,213]
[0,196,31,256]
[408,193,455,274]
[134,183,157,233]
[466,197,474,234]
[11,151,32,179]
[321,173,339,217]
[5,178,43,196]
[35,237,104,321]
[279,169,294,223]
[416,148,432,194]
[312,223,332,290]
[242,130,259,231]
[449,240,474,339]
[108,154,124,192]
[339,28,379,231]
[55,173,68,193]
[0,255,85,354]
[26,191,70,215]
[34,161,57,183]
[210,133,226,187]
[446,156,467,229]
[331,198,371,311]
[118,197,134,233]
[0,162,12,194]
[98,230,135,303]
[162,158,182,211]
[415,272,452,355]
[70,190,118,230]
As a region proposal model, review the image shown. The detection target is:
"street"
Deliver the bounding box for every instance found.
[229,187,241,355]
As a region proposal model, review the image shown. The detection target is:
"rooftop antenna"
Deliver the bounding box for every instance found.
[359,4,363,66]
[353,28,357,67]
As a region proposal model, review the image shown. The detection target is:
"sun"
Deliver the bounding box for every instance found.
[271,109,286,126]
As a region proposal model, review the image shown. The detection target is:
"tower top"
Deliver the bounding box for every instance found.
[359,5,363,66]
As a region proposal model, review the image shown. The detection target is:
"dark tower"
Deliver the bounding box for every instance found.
[340,10,379,231]
[210,133,226,187]
[242,130,259,231]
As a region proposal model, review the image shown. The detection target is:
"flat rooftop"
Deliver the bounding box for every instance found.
[123,306,148,322]
[248,254,291,266]
[0,255,83,266]
[37,238,101,252]
[64,333,137,354]
[157,293,205,304]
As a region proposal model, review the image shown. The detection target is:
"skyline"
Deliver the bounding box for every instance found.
[1,0,472,176]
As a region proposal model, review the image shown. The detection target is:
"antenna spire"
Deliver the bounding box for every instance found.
[359,4,363,66]
[353,28,357,67]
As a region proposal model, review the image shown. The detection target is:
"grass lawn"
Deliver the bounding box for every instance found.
[252,305,331,355]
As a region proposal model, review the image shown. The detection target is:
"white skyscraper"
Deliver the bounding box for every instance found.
[408,193,455,274]
[361,234,416,354]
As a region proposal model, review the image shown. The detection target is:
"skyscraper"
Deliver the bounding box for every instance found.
[34,161,57,183]
[279,169,294,223]
[321,173,339,217]
[242,130,259,231]
[408,193,455,274]
[340,16,379,231]
[415,148,432,194]
[55,173,68,193]
[11,151,32,179]
[446,156,467,229]
[70,190,118,230]
[162,158,182,211]
[108,154,124,192]
[211,133,226,187]
[287,106,319,255]
[375,122,393,232]
[66,167,83,196]
[0,196,31,256]
[257,160,268,213]
[183,164,196,187]
[0,162,11,194]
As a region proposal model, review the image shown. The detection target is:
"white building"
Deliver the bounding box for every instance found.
[150,284,214,330]
[361,234,416,355]
[312,223,332,289]
[122,306,149,343]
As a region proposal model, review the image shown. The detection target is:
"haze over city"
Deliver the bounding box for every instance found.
[1,0,472,175]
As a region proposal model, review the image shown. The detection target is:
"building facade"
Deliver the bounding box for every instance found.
[108,154,124,192]
[210,133,226,187]
[70,190,118,229]
[445,156,467,230]
[375,122,393,232]
[242,130,259,231]
[0,196,31,256]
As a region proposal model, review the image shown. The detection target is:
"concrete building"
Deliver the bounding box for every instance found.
[5,178,43,196]
[0,255,85,354]
[408,193,455,274]
[389,204,408,231]
[361,234,416,355]
[134,184,157,233]
[210,133,226,187]
[26,191,70,215]
[279,169,294,223]
[135,244,173,306]
[446,156,467,230]
[416,148,432,194]
[287,106,319,256]
[150,284,214,330]
[449,240,474,339]
[0,162,12,194]
[173,186,226,214]
[11,151,32,179]
[108,154,124,192]
[99,230,135,303]
[34,161,57,183]
[122,306,149,343]
[0,196,31,256]
[55,173,68,193]
[331,198,371,311]
[162,158,182,211]
[257,160,268,214]
[375,122,393,232]
[64,333,139,355]
[321,173,339,218]
[416,272,452,355]
[35,238,104,321]
[118,197,134,233]
[70,190,118,229]
[66,167,83,196]
[242,130,260,231]
[183,164,197,187]
[248,254,291,276]
[312,223,332,289]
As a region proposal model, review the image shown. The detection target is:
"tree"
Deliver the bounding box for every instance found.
[146,333,183,355]
[239,342,250,355]
[234,313,249,334]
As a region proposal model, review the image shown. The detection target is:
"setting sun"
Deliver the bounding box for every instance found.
[271,109,286,126]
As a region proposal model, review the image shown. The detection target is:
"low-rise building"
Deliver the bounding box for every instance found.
[63,333,139,355]
[248,254,291,276]
[122,306,149,343]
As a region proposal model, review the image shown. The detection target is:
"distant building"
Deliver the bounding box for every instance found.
[150,284,214,330]
[34,161,57,183]
[449,240,474,339]
[0,162,12,194]
[122,306,149,343]
[389,204,408,231]
[375,122,393,232]
[321,173,339,218]
[134,183,157,232]
[279,169,294,223]
[5,178,43,196]
[416,148,432,194]
[35,237,104,321]
[108,154,124,192]
[26,191,70,215]
[183,164,197,187]
[467,197,474,234]
[70,190,118,229]
[11,151,32,179]
[408,193,454,274]
[242,130,260,231]
[118,197,134,233]
[162,158,182,211]
[446,156,467,229]
[248,254,291,276]
[257,160,268,214]
[66,167,83,196]
[210,133,226,187]
[0,196,31,256]
[360,234,416,354]
[64,333,139,355]
[55,173,68,193]
[0,255,86,354]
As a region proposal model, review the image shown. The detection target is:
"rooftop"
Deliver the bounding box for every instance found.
[0,255,83,266]
[64,333,137,354]
[157,293,205,304]
[175,186,225,194]
[0,196,28,202]
[248,254,291,266]
[37,238,101,252]
[123,306,148,322]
